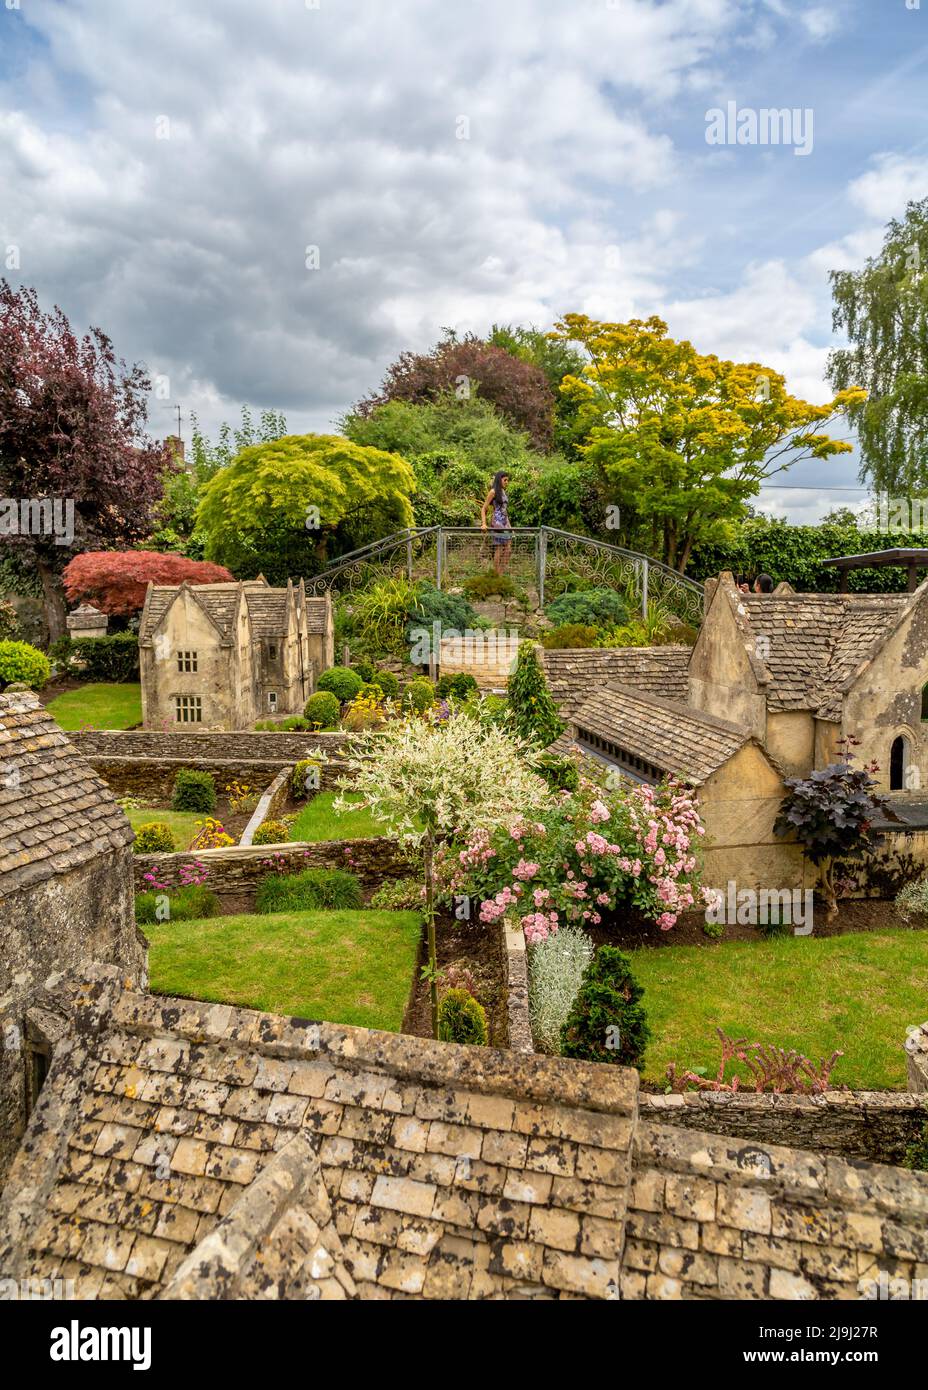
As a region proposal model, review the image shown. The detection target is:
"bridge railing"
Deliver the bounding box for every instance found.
[305,526,704,627]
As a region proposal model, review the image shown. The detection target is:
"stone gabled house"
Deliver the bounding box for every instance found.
[547,571,928,888]
[0,692,146,1185]
[139,578,334,731]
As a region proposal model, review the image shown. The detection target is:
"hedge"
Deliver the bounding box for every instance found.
[689,521,928,594]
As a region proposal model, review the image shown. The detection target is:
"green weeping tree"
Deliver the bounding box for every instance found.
[195,434,416,583]
[828,196,928,493]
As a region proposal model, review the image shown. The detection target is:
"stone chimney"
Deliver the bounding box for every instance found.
[66,604,108,640]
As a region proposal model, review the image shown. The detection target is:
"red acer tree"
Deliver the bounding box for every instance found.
[0,282,172,639]
[355,330,556,451]
[63,551,234,617]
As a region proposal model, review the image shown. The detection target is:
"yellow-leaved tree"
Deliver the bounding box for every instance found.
[552,315,866,572]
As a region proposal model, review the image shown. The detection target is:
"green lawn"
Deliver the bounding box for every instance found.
[629,930,928,1091]
[289,790,399,842]
[46,682,141,730]
[146,907,422,1031]
[125,807,206,852]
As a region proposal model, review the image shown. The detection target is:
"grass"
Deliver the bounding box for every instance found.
[46,682,141,730]
[629,929,928,1091]
[289,790,403,842]
[146,907,423,1032]
[124,807,209,851]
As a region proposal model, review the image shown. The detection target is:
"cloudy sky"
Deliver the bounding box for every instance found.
[2,0,927,522]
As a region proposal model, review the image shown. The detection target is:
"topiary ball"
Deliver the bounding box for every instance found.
[317,666,364,703]
[304,690,341,729]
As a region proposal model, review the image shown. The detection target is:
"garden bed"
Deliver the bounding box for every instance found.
[403,912,506,1047]
[592,895,922,951]
[125,792,253,850]
[146,907,422,1033]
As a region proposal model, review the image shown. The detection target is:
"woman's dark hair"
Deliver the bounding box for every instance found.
[492,471,509,504]
[755,573,774,593]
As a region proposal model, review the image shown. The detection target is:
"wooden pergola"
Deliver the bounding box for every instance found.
[821,548,928,593]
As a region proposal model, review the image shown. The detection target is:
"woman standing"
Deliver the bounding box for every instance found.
[480,471,512,576]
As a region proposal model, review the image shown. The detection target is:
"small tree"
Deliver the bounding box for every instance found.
[195,434,416,582]
[63,551,234,616]
[337,713,551,1036]
[0,282,170,639]
[507,643,564,747]
[560,947,650,1069]
[774,738,894,921]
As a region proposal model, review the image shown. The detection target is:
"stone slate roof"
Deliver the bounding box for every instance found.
[735,591,910,720]
[0,967,634,1301]
[304,597,329,636]
[243,587,290,637]
[140,580,296,644]
[542,647,691,717]
[0,694,134,898]
[558,682,753,785]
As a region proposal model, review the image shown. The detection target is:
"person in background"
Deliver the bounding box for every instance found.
[754,573,774,593]
[480,470,512,576]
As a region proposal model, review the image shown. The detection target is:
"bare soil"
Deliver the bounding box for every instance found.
[590,896,921,952]
[403,913,506,1046]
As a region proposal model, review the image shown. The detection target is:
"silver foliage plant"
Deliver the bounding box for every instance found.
[528,925,594,1054]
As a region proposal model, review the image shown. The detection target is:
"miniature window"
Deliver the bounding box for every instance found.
[268,644,278,660]
[177,650,198,673]
[921,684,928,720]
[174,694,203,724]
[268,691,278,711]
[890,735,908,791]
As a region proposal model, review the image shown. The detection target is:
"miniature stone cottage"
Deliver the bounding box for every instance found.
[546,571,928,888]
[139,578,334,731]
[0,691,146,1184]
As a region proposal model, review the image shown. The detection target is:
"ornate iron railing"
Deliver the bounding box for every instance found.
[305,526,704,627]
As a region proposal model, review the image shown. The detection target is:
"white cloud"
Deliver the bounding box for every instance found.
[848,153,928,221]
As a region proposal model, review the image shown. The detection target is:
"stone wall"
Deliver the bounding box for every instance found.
[500,920,533,1054]
[0,847,146,1185]
[75,732,357,799]
[133,837,416,905]
[240,767,292,847]
[70,730,353,763]
[906,1024,928,1094]
[87,757,289,801]
[642,1090,927,1167]
[623,1117,928,1300]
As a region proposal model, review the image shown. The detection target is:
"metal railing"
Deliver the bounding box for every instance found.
[305,526,704,626]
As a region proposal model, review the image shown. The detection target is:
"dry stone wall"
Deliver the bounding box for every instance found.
[642,1090,928,1167]
[624,1118,928,1300]
[134,837,416,905]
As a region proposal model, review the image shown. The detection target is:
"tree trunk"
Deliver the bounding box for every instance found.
[424,829,439,1037]
[821,860,838,923]
[36,558,67,645]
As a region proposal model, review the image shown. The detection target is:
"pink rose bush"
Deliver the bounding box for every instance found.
[437,777,705,943]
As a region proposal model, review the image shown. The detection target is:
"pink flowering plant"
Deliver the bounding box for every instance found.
[440,777,705,944]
